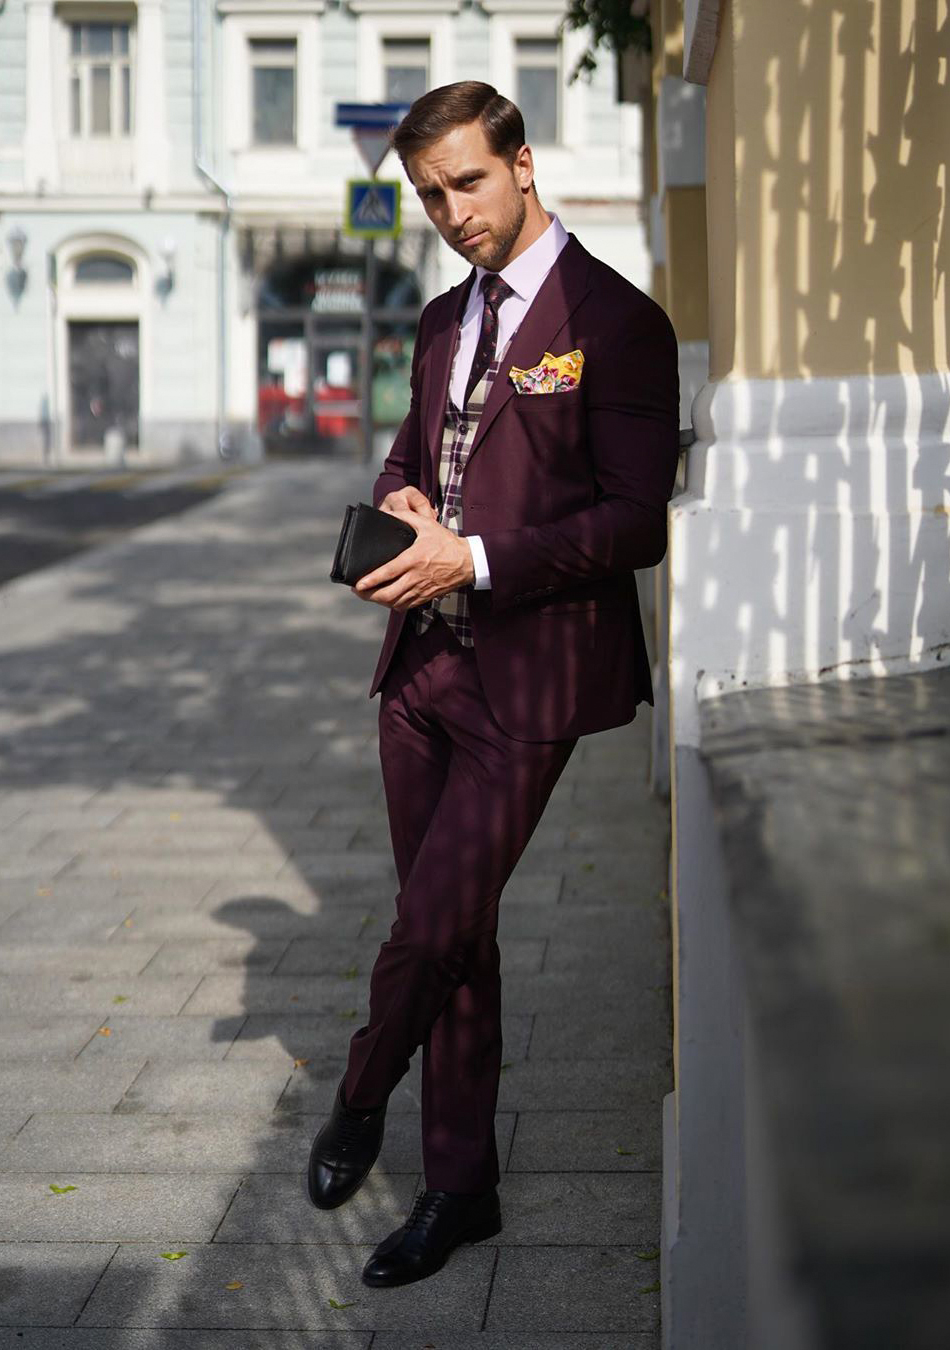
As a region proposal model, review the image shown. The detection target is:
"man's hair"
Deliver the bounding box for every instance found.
[392,81,526,173]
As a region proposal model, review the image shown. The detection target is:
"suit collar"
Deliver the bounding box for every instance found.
[423,271,476,472]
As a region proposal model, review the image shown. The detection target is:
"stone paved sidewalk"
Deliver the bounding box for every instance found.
[0,461,672,1349]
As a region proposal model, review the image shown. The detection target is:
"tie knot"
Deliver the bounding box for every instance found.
[480,273,513,310]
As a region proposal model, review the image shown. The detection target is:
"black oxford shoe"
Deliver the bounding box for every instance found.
[307,1078,387,1210]
[362,1187,502,1287]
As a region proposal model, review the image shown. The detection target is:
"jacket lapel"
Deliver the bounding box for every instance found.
[468,235,592,459]
[423,271,475,484]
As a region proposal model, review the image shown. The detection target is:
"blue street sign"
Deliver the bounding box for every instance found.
[335,103,411,129]
[344,179,402,239]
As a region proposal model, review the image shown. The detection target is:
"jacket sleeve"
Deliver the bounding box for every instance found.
[372,305,430,509]
[479,299,680,610]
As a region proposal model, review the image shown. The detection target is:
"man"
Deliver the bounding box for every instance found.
[308,81,679,1288]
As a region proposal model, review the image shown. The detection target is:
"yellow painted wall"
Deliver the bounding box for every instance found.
[706,0,950,380]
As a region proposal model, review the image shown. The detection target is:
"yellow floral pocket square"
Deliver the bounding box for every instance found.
[509,349,584,395]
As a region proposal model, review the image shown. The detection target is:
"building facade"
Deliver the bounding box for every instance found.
[0,0,648,465]
[645,1,950,1345]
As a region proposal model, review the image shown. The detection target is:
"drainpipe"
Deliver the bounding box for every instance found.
[191,0,232,459]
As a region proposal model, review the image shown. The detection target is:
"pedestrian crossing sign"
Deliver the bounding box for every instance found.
[345,179,402,239]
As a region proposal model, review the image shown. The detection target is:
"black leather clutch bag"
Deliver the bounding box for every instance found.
[330,502,417,585]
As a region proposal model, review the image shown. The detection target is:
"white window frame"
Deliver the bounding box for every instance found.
[351,3,455,105]
[220,6,321,160]
[380,35,431,105]
[51,3,139,188]
[248,35,298,147]
[513,34,560,146]
[66,14,135,139]
[484,3,586,156]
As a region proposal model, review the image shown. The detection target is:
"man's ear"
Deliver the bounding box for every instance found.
[513,143,535,193]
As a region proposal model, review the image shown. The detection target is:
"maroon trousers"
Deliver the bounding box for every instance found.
[344,617,575,1192]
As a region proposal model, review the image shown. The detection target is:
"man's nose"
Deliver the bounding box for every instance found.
[443,192,470,232]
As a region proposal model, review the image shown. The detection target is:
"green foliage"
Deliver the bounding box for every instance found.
[561,1,652,83]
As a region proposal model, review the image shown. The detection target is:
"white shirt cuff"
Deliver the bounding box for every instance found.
[467,535,491,590]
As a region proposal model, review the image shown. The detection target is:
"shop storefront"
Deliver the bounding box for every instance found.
[253,239,426,458]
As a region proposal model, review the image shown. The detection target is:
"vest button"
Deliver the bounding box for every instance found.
[446,507,458,518]
[458,422,469,436]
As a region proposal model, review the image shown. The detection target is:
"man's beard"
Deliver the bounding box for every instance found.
[447,190,527,271]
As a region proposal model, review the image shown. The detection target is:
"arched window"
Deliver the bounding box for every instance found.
[75,254,136,284]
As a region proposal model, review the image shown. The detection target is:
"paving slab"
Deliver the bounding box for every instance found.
[141,938,291,976]
[0,1333,370,1349]
[213,1172,421,1244]
[0,1173,241,1241]
[0,1112,30,1144]
[0,857,76,880]
[74,1016,246,1063]
[0,1018,106,1062]
[485,1246,661,1334]
[0,944,162,977]
[274,1058,424,1115]
[0,976,199,1018]
[7,808,127,830]
[239,828,359,856]
[529,1001,671,1061]
[0,899,133,945]
[59,855,286,880]
[0,1063,144,1114]
[0,1243,117,1326]
[493,1173,661,1245]
[0,1111,516,1179]
[116,901,370,944]
[225,1013,534,1065]
[373,1337,658,1349]
[508,1110,663,1173]
[180,974,373,1017]
[116,806,322,831]
[76,1242,494,1330]
[38,828,261,855]
[115,1061,293,1116]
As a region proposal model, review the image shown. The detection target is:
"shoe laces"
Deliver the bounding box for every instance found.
[404,1190,446,1233]
[335,1107,374,1153]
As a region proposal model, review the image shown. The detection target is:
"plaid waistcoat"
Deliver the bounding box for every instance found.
[414,328,516,646]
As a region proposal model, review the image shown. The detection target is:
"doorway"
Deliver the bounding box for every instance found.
[68,320,140,452]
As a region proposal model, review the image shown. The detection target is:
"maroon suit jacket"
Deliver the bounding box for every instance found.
[369,234,680,743]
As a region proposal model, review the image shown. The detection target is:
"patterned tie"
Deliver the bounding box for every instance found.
[464,273,514,408]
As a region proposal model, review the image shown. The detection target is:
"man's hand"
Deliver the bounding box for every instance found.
[378,486,437,521]
[354,510,475,611]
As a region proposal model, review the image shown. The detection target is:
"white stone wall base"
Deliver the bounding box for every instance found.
[670,372,950,745]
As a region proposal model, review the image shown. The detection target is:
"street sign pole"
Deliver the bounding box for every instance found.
[360,239,377,464]
[334,103,409,463]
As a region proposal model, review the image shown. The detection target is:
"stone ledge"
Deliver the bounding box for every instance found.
[699,666,950,1347]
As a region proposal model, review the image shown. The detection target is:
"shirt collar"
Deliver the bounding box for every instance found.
[475,213,569,303]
